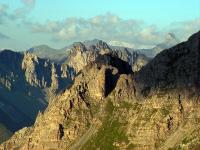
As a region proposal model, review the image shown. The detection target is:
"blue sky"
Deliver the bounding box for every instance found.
[0,0,200,50]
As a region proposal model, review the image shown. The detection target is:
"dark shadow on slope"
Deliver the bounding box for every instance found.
[95,54,133,97]
[135,31,200,97]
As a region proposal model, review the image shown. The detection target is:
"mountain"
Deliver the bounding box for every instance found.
[135,31,199,96]
[0,40,148,141]
[29,40,150,72]
[1,31,200,150]
[28,45,71,64]
[0,50,72,142]
[109,40,135,48]
[138,33,179,58]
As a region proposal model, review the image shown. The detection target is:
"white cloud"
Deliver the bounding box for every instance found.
[26,13,168,48]
[14,0,36,18]
[169,18,200,41]
[21,0,36,6]
[0,4,199,50]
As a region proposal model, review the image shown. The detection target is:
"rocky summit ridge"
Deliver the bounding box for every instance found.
[1,31,200,150]
[29,39,150,73]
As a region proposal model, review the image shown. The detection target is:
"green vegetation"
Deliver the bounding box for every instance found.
[119,101,133,109]
[160,105,172,116]
[182,137,190,145]
[82,99,129,150]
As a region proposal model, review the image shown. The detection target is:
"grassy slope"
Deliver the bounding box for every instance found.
[81,99,131,150]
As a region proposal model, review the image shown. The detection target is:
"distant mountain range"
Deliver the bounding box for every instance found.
[28,39,150,73]
[28,33,178,64]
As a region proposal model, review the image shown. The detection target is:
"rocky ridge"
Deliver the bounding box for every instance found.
[29,40,150,73]
[66,40,150,74]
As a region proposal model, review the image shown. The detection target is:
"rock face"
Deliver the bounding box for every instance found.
[0,50,72,140]
[1,31,200,150]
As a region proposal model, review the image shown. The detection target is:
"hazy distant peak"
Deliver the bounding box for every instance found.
[82,39,110,49]
[165,32,180,43]
[109,40,135,48]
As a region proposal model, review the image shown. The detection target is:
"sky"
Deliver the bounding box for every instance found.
[0,0,200,50]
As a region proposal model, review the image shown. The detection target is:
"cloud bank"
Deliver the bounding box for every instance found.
[27,13,200,48]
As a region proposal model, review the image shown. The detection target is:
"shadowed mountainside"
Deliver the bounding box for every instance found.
[0,50,72,142]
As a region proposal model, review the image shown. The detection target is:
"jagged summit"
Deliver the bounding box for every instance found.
[71,39,110,52]
[83,39,109,49]
[28,39,149,70]
[165,33,179,43]
[72,42,87,52]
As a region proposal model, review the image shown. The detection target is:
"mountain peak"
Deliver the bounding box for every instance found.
[72,42,87,52]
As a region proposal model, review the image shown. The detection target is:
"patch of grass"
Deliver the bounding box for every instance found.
[182,137,190,145]
[131,102,142,110]
[143,108,157,121]
[160,105,172,116]
[105,98,114,114]
[119,101,132,109]
[82,99,129,150]
[127,143,137,150]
